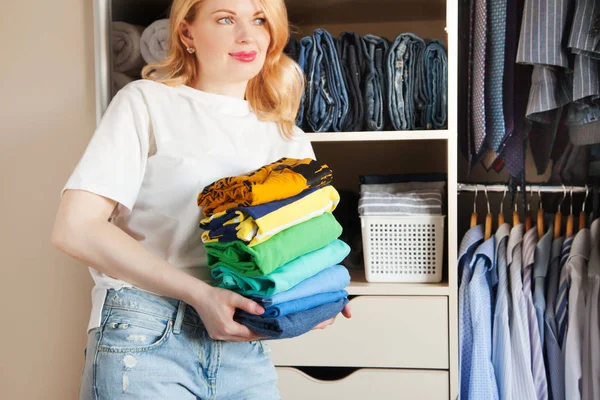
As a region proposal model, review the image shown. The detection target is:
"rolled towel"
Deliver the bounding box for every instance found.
[112,71,135,94]
[141,19,170,64]
[111,21,145,75]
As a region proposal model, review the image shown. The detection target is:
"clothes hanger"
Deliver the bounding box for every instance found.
[513,188,520,226]
[537,186,545,239]
[470,185,478,228]
[484,185,492,240]
[579,185,589,230]
[566,186,574,237]
[554,185,566,239]
[498,187,507,226]
[525,186,533,232]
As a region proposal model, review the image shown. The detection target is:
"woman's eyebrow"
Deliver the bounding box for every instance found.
[211,9,265,16]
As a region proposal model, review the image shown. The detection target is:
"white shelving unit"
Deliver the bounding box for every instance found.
[93,0,459,398]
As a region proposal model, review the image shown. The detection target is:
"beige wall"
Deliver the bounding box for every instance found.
[1,1,96,398]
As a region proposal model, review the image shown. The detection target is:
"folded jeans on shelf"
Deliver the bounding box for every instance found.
[362,34,389,131]
[306,29,350,132]
[423,39,448,129]
[337,31,365,131]
[387,33,427,130]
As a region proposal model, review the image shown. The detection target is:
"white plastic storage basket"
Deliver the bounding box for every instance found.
[360,215,445,283]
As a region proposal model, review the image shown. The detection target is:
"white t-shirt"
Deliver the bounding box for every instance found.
[61,79,316,331]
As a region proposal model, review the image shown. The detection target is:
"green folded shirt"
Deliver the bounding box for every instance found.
[206,212,342,277]
[211,239,351,296]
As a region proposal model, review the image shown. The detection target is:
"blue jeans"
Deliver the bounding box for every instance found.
[423,39,448,129]
[79,288,280,400]
[306,29,349,132]
[296,36,314,129]
[362,34,389,131]
[386,33,426,130]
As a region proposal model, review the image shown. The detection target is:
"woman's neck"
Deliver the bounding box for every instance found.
[191,77,248,100]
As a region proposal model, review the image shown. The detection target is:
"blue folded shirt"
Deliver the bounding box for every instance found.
[252,264,350,306]
[263,290,348,318]
[234,297,349,340]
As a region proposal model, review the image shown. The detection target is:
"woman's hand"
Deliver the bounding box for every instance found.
[190,285,266,342]
[311,303,352,330]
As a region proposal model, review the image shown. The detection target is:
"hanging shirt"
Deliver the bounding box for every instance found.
[522,227,549,400]
[492,223,514,399]
[564,228,591,400]
[458,225,485,399]
[507,224,538,399]
[533,223,553,345]
[61,80,316,331]
[468,236,499,399]
[545,235,566,400]
[582,219,600,400]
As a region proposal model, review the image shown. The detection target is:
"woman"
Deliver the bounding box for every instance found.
[51,0,350,398]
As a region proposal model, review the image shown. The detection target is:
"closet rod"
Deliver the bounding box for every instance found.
[457,183,589,193]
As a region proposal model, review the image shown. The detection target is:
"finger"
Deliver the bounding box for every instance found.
[312,318,335,330]
[224,334,267,342]
[233,294,264,315]
[226,321,266,339]
[342,304,352,318]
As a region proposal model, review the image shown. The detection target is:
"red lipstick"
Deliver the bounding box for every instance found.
[229,51,257,62]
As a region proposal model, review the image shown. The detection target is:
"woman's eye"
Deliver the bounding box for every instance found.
[217,17,234,25]
[253,18,266,25]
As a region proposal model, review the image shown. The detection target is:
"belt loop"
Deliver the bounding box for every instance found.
[173,301,186,335]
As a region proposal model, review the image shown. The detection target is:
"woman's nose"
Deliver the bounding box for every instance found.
[235,22,256,44]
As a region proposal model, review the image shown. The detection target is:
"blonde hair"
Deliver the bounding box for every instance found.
[141,0,303,138]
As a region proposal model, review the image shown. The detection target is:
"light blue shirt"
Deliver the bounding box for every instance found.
[507,224,538,399]
[458,225,484,399]
[492,223,514,399]
[468,235,499,399]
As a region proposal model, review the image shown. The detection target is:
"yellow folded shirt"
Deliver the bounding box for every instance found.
[201,185,340,247]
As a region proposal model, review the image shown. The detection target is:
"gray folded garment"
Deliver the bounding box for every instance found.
[141,19,170,64]
[359,181,446,194]
[359,183,445,216]
[111,22,145,75]
[112,71,135,94]
[358,190,443,216]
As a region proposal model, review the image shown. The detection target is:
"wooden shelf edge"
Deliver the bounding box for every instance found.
[307,130,451,142]
[347,269,450,296]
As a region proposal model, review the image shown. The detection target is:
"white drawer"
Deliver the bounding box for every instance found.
[276,367,449,400]
[269,295,449,369]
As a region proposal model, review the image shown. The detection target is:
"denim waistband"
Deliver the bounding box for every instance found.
[104,287,204,329]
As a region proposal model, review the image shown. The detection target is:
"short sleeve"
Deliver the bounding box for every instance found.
[292,125,317,160]
[61,84,151,213]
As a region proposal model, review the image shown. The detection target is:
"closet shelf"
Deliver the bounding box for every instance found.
[347,269,450,296]
[307,130,450,142]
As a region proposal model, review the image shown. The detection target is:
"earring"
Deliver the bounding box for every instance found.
[186,47,196,54]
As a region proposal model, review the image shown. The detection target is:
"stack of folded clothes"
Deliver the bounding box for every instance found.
[197,157,351,339]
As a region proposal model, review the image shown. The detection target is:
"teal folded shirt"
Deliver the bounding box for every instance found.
[211,239,351,296]
[206,212,342,277]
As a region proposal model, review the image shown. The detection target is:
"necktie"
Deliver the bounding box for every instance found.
[484,0,507,152]
[472,0,488,156]
[555,235,574,348]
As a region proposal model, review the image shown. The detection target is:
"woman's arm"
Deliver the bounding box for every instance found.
[51,189,266,342]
